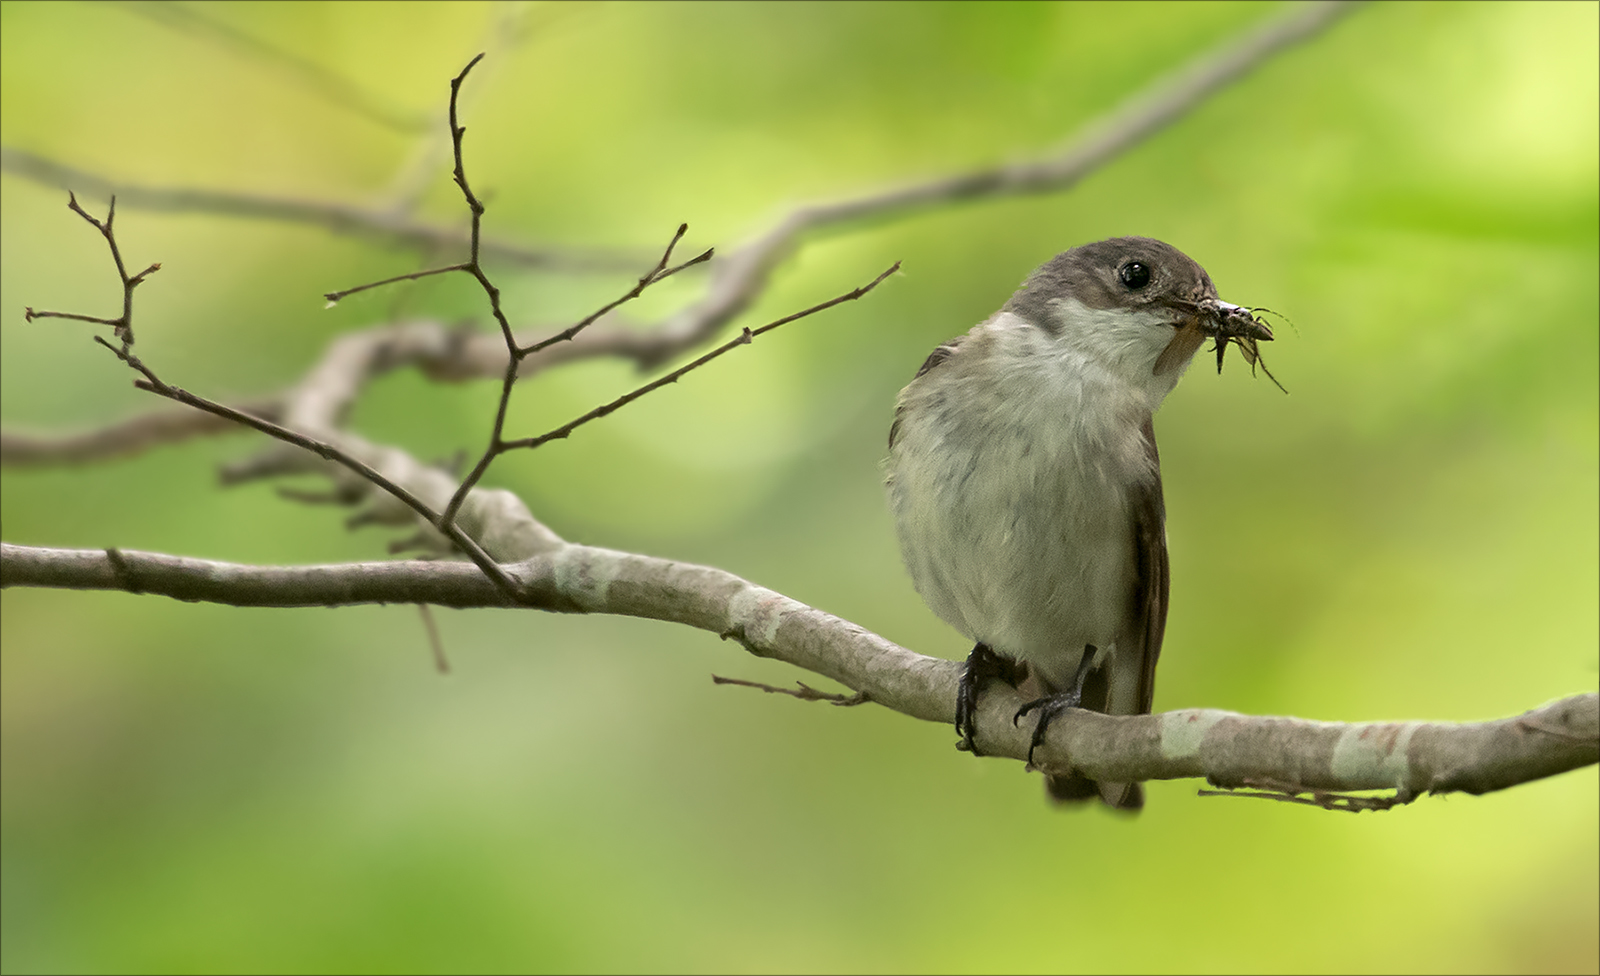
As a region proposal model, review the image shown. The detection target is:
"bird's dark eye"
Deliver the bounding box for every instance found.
[1119,262,1151,289]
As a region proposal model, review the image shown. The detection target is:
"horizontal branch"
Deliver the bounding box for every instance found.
[0,397,284,466]
[5,540,1592,803]
[0,315,718,467]
[0,147,644,272]
[0,318,509,467]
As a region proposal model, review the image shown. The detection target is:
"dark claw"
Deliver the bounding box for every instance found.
[1014,693,1080,766]
[955,642,1012,756]
[1013,643,1098,766]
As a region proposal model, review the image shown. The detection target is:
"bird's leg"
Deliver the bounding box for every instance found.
[955,642,1017,755]
[1013,644,1098,766]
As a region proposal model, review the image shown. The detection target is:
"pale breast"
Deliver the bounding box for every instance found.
[887,316,1155,681]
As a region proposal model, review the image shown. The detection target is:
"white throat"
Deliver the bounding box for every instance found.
[1042,296,1194,406]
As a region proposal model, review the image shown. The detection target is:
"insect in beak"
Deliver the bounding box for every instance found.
[1203,301,1286,393]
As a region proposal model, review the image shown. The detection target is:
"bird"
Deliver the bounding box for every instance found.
[885,237,1271,810]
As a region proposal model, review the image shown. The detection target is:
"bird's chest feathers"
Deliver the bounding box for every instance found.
[921,333,1156,516]
[889,329,1156,652]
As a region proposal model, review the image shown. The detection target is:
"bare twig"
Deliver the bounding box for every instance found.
[1197,782,1417,813]
[520,223,713,358]
[712,675,870,706]
[438,221,716,525]
[23,194,161,346]
[496,261,899,453]
[0,147,645,272]
[319,55,729,531]
[97,334,522,601]
[323,263,470,304]
[4,539,1592,806]
[441,252,884,525]
[418,603,450,674]
[23,194,524,602]
[321,53,863,538]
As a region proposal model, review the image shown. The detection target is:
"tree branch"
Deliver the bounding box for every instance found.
[544,0,1362,374]
[0,1,1363,467]
[0,147,645,273]
[4,540,1591,805]
[0,398,283,466]
[111,0,435,133]
[15,149,885,598]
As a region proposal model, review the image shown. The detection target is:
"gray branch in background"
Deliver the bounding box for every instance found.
[0,147,646,272]
[0,397,284,466]
[485,0,1364,374]
[107,0,435,133]
[4,538,1592,807]
[0,2,1361,468]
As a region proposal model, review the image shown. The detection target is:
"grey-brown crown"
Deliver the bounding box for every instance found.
[1003,237,1220,329]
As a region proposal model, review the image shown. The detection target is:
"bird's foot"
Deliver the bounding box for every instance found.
[955,642,1016,756]
[1013,643,1098,766]
[1013,691,1081,767]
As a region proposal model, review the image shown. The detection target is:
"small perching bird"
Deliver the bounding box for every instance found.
[886,237,1273,810]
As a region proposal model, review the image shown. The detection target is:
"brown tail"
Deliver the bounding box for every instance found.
[1024,660,1145,812]
[1047,774,1144,811]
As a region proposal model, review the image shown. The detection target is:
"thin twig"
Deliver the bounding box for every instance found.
[500,261,900,453]
[98,335,521,600]
[329,54,733,532]
[418,603,450,674]
[441,259,898,526]
[324,263,469,304]
[1197,784,1417,813]
[519,223,712,357]
[712,674,869,706]
[439,224,718,526]
[24,194,523,603]
[24,193,161,348]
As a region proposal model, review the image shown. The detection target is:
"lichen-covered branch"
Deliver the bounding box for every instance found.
[4,538,1592,806]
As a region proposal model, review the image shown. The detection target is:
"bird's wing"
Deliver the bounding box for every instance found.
[888,335,966,450]
[1128,414,1170,714]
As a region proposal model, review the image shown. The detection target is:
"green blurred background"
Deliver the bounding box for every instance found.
[2,2,1595,972]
